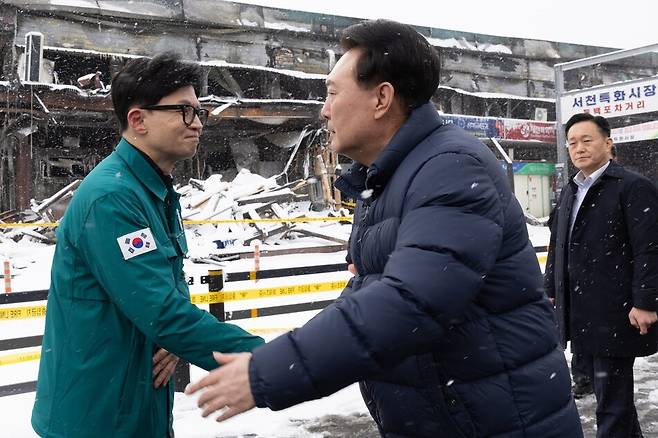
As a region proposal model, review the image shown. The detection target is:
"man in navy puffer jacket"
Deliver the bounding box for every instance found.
[186,19,583,438]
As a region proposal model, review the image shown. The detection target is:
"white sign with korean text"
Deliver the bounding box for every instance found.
[611,120,658,144]
[560,76,658,123]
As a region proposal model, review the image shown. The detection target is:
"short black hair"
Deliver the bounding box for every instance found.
[340,19,441,113]
[111,52,202,132]
[565,113,611,138]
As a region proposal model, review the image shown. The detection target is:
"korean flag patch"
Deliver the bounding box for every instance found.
[117,227,157,260]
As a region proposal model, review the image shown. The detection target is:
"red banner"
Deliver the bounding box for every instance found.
[502,120,556,143]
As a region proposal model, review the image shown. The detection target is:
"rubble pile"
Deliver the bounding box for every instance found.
[178,169,351,259]
[0,180,81,244]
[0,169,352,256]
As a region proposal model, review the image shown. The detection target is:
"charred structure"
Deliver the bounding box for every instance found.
[1,1,657,214]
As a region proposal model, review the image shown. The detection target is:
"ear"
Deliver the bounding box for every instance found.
[373,82,396,120]
[127,108,148,134]
[605,136,613,152]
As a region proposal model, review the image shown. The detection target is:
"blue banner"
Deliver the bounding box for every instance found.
[441,115,503,138]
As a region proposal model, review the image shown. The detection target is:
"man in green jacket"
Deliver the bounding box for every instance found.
[32,52,264,437]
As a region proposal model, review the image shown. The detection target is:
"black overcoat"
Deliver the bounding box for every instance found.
[545,161,658,357]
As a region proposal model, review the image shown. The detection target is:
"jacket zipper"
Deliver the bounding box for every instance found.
[166,380,172,437]
[353,201,371,276]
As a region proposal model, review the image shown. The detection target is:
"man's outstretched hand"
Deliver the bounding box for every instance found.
[185,352,256,421]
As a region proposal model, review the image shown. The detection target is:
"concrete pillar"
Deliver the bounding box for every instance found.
[14,135,33,211]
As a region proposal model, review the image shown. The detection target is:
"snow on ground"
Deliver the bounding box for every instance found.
[4,221,656,437]
[1,382,369,438]
[0,233,365,437]
[174,382,368,438]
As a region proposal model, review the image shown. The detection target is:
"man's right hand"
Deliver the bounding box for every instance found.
[185,352,255,421]
[629,307,658,335]
[548,297,555,307]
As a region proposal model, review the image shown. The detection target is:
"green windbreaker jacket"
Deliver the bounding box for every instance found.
[32,139,264,437]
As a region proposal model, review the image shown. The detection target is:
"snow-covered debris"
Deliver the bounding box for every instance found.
[176,169,351,256]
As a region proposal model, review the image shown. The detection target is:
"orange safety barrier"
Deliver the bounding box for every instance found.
[3,260,11,293]
[253,241,261,283]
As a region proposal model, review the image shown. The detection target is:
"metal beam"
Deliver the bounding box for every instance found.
[553,42,658,192]
[560,74,658,97]
[490,137,515,192]
[554,66,569,192]
[554,43,658,72]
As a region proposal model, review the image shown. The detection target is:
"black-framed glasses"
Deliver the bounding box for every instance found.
[141,104,209,126]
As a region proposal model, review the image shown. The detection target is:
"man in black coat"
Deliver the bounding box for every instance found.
[545,113,658,438]
[186,20,583,437]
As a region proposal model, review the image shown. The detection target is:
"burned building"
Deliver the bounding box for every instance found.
[0,0,656,216]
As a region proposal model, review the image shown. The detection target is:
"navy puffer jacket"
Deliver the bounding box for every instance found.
[248,104,582,438]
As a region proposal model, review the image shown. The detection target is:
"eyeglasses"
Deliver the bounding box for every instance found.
[140,104,209,126]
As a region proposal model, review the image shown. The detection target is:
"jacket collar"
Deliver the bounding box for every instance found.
[568,159,623,191]
[115,138,168,201]
[335,103,443,200]
[601,160,624,179]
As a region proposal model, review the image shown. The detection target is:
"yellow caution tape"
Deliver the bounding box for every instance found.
[190,280,347,304]
[0,327,298,364]
[0,305,47,320]
[0,327,299,364]
[0,329,298,365]
[0,222,59,228]
[0,216,353,229]
[0,281,347,320]
[185,217,352,225]
[245,327,296,335]
[0,350,41,366]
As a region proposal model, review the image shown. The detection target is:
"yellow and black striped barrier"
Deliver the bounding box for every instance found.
[0,252,550,373]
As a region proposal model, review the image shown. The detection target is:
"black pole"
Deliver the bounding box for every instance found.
[174,269,224,392]
[207,269,225,322]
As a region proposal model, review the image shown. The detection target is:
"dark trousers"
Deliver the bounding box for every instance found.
[571,351,593,386]
[586,356,643,438]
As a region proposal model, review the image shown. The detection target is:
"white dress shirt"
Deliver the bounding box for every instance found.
[569,160,611,237]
